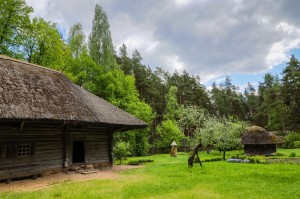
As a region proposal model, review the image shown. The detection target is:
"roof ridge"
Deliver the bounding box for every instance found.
[0,54,63,74]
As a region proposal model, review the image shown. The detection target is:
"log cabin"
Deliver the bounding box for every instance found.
[0,55,147,182]
[241,126,283,156]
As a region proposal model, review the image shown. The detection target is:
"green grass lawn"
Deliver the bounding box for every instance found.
[1,149,300,199]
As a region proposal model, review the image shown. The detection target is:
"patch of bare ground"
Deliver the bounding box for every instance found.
[0,165,142,193]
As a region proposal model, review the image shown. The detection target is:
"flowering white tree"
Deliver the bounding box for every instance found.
[197,117,246,160]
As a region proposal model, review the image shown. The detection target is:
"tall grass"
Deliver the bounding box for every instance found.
[1,150,300,199]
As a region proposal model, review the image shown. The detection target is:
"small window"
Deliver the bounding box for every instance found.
[17,144,31,157]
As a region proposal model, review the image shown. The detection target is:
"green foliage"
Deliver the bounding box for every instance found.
[289,152,297,157]
[282,55,300,130]
[177,105,207,147]
[68,23,86,59]
[127,159,154,165]
[210,77,247,120]
[282,132,300,148]
[88,4,118,71]
[294,141,300,148]
[244,82,259,122]
[197,117,246,160]
[258,73,287,131]
[113,141,131,164]
[275,152,285,156]
[95,69,154,157]
[168,70,212,110]
[117,43,132,75]
[21,17,69,70]
[164,86,179,120]
[66,50,101,88]
[155,119,184,148]
[201,157,223,162]
[0,0,33,56]
[247,156,267,164]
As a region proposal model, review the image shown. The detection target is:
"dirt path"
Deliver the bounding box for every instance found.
[0,165,142,193]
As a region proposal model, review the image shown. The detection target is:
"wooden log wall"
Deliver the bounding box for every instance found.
[0,121,65,180]
[0,121,113,180]
[68,125,112,164]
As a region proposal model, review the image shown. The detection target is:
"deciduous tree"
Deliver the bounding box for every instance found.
[0,0,32,56]
[88,4,117,71]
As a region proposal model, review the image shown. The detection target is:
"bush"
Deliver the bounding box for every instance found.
[128,159,154,165]
[275,152,285,156]
[231,154,247,160]
[294,141,300,148]
[210,151,223,156]
[200,157,223,162]
[128,160,140,165]
[113,142,131,164]
[282,132,300,148]
[247,156,267,164]
[289,152,297,157]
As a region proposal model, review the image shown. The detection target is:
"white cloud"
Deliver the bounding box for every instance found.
[25,0,300,83]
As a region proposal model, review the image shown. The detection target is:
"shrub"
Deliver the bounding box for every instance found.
[128,160,140,165]
[231,154,247,159]
[294,141,300,148]
[289,152,297,157]
[210,151,223,156]
[128,159,154,165]
[282,132,300,148]
[113,142,131,165]
[201,157,223,162]
[275,152,285,156]
[247,156,267,164]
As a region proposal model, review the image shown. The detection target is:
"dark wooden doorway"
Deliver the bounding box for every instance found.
[72,141,85,163]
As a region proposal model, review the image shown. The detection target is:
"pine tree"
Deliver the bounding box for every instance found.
[281,55,300,130]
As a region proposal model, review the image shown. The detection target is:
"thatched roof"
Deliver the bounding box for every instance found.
[241,126,283,144]
[0,55,147,130]
[170,141,178,146]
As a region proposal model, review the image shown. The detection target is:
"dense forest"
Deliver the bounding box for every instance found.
[1,1,300,156]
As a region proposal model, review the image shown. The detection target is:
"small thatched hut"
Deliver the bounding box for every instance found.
[241,126,283,156]
[0,55,147,181]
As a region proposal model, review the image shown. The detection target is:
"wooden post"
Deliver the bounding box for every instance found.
[63,125,70,168]
[19,121,25,132]
[109,127,114,165]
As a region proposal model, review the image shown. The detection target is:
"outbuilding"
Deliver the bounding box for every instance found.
[241,126,283,156]
[0,55,147,181]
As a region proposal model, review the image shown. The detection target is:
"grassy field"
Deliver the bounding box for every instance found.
[1,149,300,199]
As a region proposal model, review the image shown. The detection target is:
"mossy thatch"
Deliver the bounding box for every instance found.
[241,126,283,144]
[0,55,147,130]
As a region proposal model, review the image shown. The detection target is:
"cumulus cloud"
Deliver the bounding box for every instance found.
[26,0,300,83]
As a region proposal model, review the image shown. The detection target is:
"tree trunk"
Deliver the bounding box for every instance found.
[223,150,226,161]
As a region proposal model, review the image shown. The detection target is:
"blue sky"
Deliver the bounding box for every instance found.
[205,48,300,92]
[26,0,300,92]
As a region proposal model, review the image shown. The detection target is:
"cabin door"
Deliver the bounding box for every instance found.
[72,141,85,163]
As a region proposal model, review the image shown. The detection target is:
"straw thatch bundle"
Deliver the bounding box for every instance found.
[241,126,283,144]
[0,55,147,129]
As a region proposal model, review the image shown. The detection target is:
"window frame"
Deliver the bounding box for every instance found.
[17,144,32,157]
